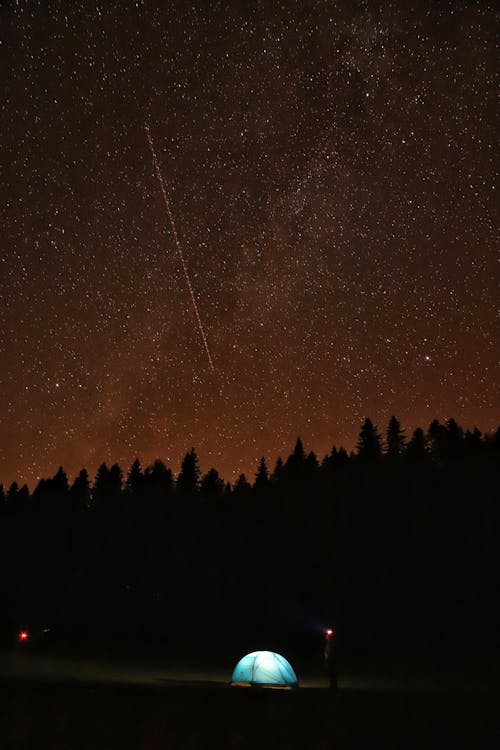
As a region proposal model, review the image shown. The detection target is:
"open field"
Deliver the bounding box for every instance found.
[0,650,495,749]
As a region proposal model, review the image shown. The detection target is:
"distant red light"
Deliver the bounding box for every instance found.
[19,631,29,641]
[326,629,334,637]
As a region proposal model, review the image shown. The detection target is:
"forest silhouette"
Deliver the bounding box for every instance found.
[1,416,497,671]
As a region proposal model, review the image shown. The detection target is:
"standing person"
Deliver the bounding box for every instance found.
[325,628,338,689]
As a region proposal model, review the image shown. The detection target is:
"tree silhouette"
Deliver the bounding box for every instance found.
[109,464,123,497]
[0,416,498,670]
[305,450,319,478]
[386,416,405,457]
[254,456,269,489]
[125,458,143,497]
[144,459,173,500]
[33,478,47,497]
[427,419,448,461]
[200,468,225,499]
[92,463,109,505]
[292,436,305,462]
[233,473,251,496]
[92,463,123,507]
[51,466,69,494]
[356,418,382,459]
[464,427,483,453]
[6,482,19,503]
[176,448,200,497]
[406,427,427,460]
[271,456,284,484]
[284,437,306,481]
[444,418,464,460]
[69,468,91,511]
[323,446,349,472]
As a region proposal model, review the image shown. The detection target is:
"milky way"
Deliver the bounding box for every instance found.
[0,1,497,487]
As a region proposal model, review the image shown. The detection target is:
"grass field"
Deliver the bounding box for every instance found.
[0,649,495,749]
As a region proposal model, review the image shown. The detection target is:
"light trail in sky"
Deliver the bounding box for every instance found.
[144,122,215,372]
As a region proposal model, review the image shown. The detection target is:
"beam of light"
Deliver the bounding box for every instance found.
[144,122,215,372]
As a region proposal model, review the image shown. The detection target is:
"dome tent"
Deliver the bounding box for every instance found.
[231,651,298,688]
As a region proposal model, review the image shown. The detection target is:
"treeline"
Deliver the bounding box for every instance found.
[0,417,498,665]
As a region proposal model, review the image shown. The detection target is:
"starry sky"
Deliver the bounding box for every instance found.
[0,0,498,488]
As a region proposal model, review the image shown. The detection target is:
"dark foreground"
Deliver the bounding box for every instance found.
[0,665,495,750]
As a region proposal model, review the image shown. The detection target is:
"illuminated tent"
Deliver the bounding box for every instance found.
[231,651,298,688]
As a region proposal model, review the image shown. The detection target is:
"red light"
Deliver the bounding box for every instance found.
[19,631,29,641]
[326,629,334,637]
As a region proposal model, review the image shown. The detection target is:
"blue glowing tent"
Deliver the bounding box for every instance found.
[231,651,298,688]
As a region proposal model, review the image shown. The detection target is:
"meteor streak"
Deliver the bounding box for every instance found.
[145,122,215,372]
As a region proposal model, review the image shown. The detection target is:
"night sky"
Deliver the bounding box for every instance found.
[0,1,497,488]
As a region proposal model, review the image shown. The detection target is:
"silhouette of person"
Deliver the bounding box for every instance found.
[325,628,338,689]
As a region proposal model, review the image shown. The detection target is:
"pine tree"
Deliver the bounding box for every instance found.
[445,418,464,460]
[284,437,307,483]
[386,416,405,457]
[428,419,448,461]
[200,468,225,498]
[254,456,269,489]
[176,448,200,497]
[125,458,143,496]
[464,428,483,453]
[70,469,91,510]
[271,456,284,484]
[234,473,251,495]
[305,451,319,478]
[52,466,69,494]
[92,463,109,505]
[356,418,382,460]
[446,418,463,442]
[321,447,337,471]
[337,447,349,463]
[17,484,30,503]
[406,427,427,460]
[33,478,48,497]
[144,459,174,499]
[93,463,122,505]
[6,482,19,503]
[293,437,305,462]
[108,464,123,499]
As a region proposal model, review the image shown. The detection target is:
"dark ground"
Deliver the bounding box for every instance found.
[0,649,496,749]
